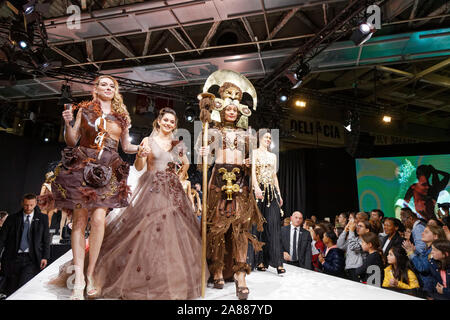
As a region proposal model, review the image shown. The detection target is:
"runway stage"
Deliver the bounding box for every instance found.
[6,250,421,300]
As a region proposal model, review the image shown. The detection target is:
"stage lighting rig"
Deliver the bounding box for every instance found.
[184,106,196,123]
[350,21,376,46]
[292,62,310,89]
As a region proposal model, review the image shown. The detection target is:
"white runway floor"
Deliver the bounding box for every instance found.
[6,250,421,300]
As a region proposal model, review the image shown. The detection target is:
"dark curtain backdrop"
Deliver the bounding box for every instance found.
[0,132,64,214]
[278,147,359,220]
[278,149,307,218]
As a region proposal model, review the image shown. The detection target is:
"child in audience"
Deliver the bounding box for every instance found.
[382,246,419,295]
[428,240,450,300]
[356,232,385,285]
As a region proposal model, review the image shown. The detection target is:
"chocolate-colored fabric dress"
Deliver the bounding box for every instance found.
[92,136,204,299]
[49,137,205,300]
[201,128,264,279]
[49,104,131,210]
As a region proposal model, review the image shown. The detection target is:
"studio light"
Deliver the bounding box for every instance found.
[184,107,196,123]
[10,30,31,50]
[23,0,36,15]
[382,115,392,123]
[350,22,376,46]
[277,89,289,103]
[292,62,310,89]
[294,99,306,108]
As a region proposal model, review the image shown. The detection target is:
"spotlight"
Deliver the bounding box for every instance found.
[382,115,392,123]
[23,0,36,15]
[10,30,31,50]
[350,22,376,46]
[292,62,310,89]
[184,107,196,123]
[344,110,359,133]
[294,99,306,108]
[277,89,289,103]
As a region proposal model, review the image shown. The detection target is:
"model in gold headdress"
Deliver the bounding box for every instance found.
[197,69,264,300]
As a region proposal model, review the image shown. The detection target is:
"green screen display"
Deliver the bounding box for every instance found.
[355,154,450,219]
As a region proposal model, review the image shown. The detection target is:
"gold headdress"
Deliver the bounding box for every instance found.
[197,70,257,129]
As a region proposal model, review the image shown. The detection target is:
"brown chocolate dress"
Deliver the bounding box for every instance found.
[51,103,130,210]
[49,136,205,300]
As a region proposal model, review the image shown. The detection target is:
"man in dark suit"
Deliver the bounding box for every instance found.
[0,193,50,296]
[281,211,312,270]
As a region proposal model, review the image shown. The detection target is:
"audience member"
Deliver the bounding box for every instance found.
[404,228,412,241]
[303,219,315,231]
[334,226,344,238]
[318,231,345,277]
[403,225,447,298]
[337,212,349,228]
[356,211,369,223]
[338,220,371,281]
[0,194,50,296]
[381,217,405,261]
[428,218,444,228]
[311,215,317,224]
[281,211,312,270]
[282,217,290,227]
[356,232,385,285]
[400,207,427,255]
[310,227,326,272]
[428,239,450,300]
[370,209,384,223]
[382,246,419,296]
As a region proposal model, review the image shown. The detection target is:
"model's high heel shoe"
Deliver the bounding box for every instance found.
[277,267,286,275]
[234,275,249,300]
[86,275,98,297]
[70,280,86,300]
[213,278,225,289]
[256,264,267,272]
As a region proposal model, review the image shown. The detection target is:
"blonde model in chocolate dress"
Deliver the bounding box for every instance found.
[50,76,142,299]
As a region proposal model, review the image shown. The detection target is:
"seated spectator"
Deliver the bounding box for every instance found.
[428,218,444,228]
[310,227,326,272]
[381,217,405,261]
[400,207,427,255]
[349,212,356,221]
[370,209,384,223]
[356,232,385,285]
[382,246,419,296]
[318,231,345,277]
[403,225,447,298]
[369,218,383,236]
[338,219,370,281]
[427,239,450,300]
[303,219,315,231]
[356,211,369,223]
[311,215,318,224]
[404,228,412,241]
[334,226,344,238]
[317,221,332,233]
[282,217,291,227]
[336,212,348,228]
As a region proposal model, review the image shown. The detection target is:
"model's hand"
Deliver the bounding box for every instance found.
[62,109,73,125]
[40,259,47,269]
[283,252,291,261]
[199,146,210,157]
[254,186,263,199]
[279,197,283,207]
[137,142,151,158]
[436,283,444,294]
